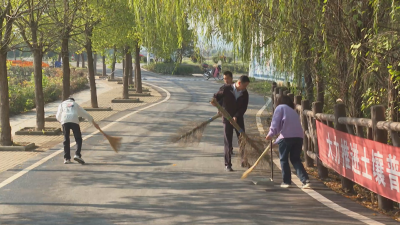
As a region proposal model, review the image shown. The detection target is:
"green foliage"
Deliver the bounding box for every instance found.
[212,56,219,63]
[9,68,88,115]
[143,63,202,75]
[246,80,273,96]
[222,63,249,74]
[361,87,387,114]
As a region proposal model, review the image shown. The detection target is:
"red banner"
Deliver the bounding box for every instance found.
[316,121,400,202]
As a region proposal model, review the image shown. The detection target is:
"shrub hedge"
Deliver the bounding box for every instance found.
[9,67,88,115]
[143,63,203,75]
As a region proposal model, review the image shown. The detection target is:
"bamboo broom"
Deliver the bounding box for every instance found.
[210,98,272,169]
[97,128,122,153]
[171,113,221,145]
[241,140,274,179]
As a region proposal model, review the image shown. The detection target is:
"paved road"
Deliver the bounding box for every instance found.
[0,70,396,224]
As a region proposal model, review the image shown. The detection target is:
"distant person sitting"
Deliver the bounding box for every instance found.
[56,97,100,164]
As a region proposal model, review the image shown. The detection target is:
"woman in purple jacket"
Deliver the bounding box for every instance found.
[266,95,311,189]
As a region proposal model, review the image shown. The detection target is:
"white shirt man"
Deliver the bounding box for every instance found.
[56,98,99,164]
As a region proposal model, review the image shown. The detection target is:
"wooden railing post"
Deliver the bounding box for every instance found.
[288,93,294,103]
[295,96,302,107]
[286,81,291,92]
[301,100,313,167]
[371,105,394,211]
[313,102,328,179]
[279,88,284,98]
[334,103,354,193]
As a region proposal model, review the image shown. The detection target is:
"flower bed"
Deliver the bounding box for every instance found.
[7,60,49,68]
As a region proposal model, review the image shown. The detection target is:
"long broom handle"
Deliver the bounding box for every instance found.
[270,140,273,181]
[211,98,244,133]
[211,98,272,169]
[97,127,107,137]
[177,114,221,140]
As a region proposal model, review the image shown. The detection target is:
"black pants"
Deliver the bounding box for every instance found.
[62,123,83,160]
[223,117,245,167]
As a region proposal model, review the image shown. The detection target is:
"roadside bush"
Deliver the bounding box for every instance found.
[222,63,249,74]
[9,67,88,115]
[212,56,219,63]
[143,63,203,75]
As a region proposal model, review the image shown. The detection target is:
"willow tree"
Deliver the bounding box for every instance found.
[188,0,400,211]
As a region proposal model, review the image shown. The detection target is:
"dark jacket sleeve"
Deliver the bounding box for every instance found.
[213,85,225,103]
[234,91,249,118]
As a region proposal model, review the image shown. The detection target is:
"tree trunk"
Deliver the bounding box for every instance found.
[86,40,98,108]
[76,53,80,67]
[122,58,125,75]
[315,53,324,106]
[123,47,130,99]
[61,37,70,101]
[33,50,45,130]
[111,46,116,79]
[93,52,97,74]
[303,39,314,102]
[134,57,138,88]
[135,43,142,93]
[81,53,85,68]
[128,52,133,86]
[388,62,400,122]
[0,51,12,146]
[102,54,106,77]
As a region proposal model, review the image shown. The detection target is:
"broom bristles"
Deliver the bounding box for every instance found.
[210,98,272,170]
[171,114,221,146]
[98,128,122,153]
[105,134,122,153]
[241,145,271,179]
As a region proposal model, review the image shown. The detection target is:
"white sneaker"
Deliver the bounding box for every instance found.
[280,183,291,188]
[64,159,71,164]
[302,180,311,189]
[73,155,85,164]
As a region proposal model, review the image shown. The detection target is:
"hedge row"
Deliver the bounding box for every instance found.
[143,63,203,75]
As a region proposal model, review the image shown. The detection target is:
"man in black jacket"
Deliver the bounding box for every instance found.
[219,71,234,155]
[212,75,250,171]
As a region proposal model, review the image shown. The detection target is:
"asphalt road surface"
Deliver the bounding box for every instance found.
[0,68,397,224]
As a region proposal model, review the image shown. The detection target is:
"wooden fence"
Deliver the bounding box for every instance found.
[271,82,400,211]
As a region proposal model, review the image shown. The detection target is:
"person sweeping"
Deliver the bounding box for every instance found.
[211,75,250,172]
[265,95,311,188]
[56,97,100,164]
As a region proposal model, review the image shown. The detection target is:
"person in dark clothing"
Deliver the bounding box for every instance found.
[217,71,234,106]
[220,71,234,155]
[212,75,250,171]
